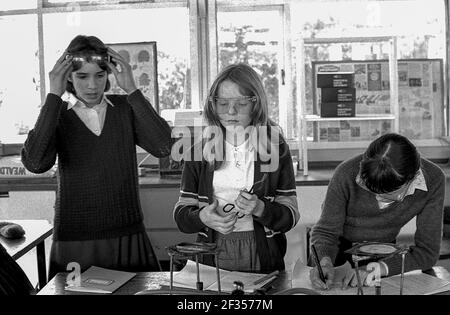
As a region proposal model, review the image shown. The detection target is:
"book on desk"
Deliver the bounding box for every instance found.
[65,266,136,294]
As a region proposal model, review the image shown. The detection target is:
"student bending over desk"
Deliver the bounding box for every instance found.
[174,64,300,273]
[309,133,445,290]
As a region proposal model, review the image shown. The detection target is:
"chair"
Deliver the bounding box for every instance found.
[0,244,35,296]
[439,207,450,260]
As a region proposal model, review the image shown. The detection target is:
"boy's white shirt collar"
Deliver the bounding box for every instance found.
[65,92,114,110]
[356,168,428,209]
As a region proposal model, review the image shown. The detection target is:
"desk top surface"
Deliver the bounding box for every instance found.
[38,266,450,295]
[38,271,291,295]
[0,220,53,259]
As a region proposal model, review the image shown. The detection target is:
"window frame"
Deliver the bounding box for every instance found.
[1,0,449,164]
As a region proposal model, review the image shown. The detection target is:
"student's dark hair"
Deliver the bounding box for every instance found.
[65,35,111,95]
[360,133,420,194]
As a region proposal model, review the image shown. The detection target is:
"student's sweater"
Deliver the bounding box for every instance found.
[173,140,300,272]
[311,155,445,276]
[21,90,173,241]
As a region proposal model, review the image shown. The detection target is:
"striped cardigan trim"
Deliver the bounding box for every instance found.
[274,194,299,230]
[180,190,209,202]
[275,189,297,196]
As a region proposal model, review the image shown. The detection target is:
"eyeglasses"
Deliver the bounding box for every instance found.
[358,178,411,203]
[66,54,111,67]
[223,204,245,219]
[210,96,257,114]
[222,174,268,219]
[375,182,412,202]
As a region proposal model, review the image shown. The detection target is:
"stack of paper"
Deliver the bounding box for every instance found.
[167,260,278,293]
[291,261,450,295]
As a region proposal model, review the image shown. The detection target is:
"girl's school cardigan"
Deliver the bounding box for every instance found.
[174,139,300,272]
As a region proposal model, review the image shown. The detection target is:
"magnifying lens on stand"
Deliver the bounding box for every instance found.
[345,242,409,295]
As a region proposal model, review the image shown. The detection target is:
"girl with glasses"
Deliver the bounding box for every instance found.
[174,63,300,273]
[309,133,445,291]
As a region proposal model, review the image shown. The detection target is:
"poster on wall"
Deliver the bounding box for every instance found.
[312,59,444,142]
[107,41,159,112]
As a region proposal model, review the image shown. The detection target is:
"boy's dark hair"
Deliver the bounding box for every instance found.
[65,35,111,95]
[360,133,420,194]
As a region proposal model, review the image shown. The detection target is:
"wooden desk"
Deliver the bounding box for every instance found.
[38,271,291,295]
[38,266,450,295]
[0,220,53,289]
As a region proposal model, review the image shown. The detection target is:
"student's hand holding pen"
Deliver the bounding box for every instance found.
[309,256,335,290]
[199,199,238,235]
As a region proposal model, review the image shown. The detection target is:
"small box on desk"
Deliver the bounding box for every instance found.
[320,102,355,117]
[317,72,354,88]
[319,88,355,103]
[0,143,23,157]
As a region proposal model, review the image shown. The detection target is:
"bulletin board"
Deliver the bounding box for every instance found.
[311,59,444,142]
[107,41,159,112]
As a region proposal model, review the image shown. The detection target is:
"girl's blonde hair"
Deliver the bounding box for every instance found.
[201,63,282,170]
[203,63,269,127]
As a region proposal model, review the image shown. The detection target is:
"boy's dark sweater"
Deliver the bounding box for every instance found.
[311,155,445,276]
[21,90,173,241]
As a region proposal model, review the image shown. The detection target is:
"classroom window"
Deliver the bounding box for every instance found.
[0,15,40,144]
[0,0,37,11]
[0,3,191,145]
[217,8,283,125]
[43,7,190,111]
[291,0,446,143]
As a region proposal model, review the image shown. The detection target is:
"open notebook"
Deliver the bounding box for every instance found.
[167,260,278,293]
[65,266,136,294]
[292,262,450,295]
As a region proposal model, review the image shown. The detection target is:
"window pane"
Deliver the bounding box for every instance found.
[217,10,282,124]
[0,0,37,11]
[292,0,446,141]
[316,120,393,142]
[43,7,190,110]
[45,0,147,4]
[0,15,40,143]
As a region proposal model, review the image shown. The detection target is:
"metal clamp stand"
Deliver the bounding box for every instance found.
[352,255,371,295]
[398,246,409,295]
[166,243,221,295]
[346,242,407,295]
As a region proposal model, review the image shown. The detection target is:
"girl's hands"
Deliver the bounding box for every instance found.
[199,200,238,235]
[234,190,265,217]
[49,52,73,97]
[106,48,137,94]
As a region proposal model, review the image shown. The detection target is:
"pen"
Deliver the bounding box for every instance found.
[311,244,327,285]
[253,270,279,285]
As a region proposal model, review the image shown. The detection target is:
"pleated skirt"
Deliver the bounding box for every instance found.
[48,231,161,280]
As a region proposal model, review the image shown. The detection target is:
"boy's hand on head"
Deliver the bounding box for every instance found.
[199,199,237,235]
[106,48,137,94]
[235,190,265,217]
[49,52,73,97]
